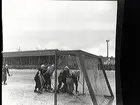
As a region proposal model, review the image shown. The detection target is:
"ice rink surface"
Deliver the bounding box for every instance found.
[2,69,116,105]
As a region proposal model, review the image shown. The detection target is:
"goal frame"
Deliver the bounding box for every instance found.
[54,50,114,105]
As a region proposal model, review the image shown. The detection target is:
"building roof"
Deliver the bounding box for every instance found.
[2,49,115,65]
[2,49,57,57]
[2,49,99,58]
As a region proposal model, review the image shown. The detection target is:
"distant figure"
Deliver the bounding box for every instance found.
[2,64,11,85]
[34,64,46,94]
[57,66,70,93]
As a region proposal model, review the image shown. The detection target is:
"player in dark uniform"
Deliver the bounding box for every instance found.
[71,70,80,93]
[2,64,11,85]
[48,64,55,91]
[57,66,70,93]
[34,64,45,94]
[66,70,80,95]
[42,65,51,91]
[66,72,74,95]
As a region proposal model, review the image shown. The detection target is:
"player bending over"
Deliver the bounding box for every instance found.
[34,64,46,94]
[57,66,70,93]
[71,70,80,93]
[66,72,74,95]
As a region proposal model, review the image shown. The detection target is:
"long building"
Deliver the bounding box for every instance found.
[2,49,115,70]
[2,49,81,69]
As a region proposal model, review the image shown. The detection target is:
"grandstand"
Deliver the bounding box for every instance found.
[2,49,81,69]
[2,49,115,70]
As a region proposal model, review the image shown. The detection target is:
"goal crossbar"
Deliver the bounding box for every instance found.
[54,50,114,105]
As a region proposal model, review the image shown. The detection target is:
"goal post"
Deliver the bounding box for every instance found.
[77,51,114,105]
[77,53,98,105]
[98,58,114,98]
[54,50,114,105]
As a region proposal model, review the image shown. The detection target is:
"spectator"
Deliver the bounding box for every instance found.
[2,64,11,85]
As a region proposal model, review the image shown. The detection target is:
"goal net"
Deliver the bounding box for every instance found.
[53,51,114,105]
[78,55,113,105]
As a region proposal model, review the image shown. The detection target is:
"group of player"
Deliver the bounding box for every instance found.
[34,64,55,93]
[2,63,80,95]
[34,64,80,95]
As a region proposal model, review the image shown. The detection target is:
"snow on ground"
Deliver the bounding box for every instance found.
[2,69,116,105]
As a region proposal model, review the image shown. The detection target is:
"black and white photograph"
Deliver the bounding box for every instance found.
[2,0,117,105]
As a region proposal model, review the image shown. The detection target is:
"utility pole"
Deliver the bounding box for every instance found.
[106,40,110,59]
[106,40,110,70]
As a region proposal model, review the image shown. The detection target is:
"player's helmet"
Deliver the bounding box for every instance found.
[51,64,54,67]
[64,66,69,70]
[5,64,8,67]
[41,64,45,68]
[47,66,50,70]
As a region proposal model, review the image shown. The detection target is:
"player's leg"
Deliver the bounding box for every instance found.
[4,76,7,85]
[47,73,52,91]
[74,79,78,93]
[69,78,74,95]
[67,83,70,94]
[49,78,53,90]
[44,74,48,90]
[48,78,52,91]
[44,78,48,91]
[66,77,74,95]
[38,82,42,94]
[34,80,38,92]
[70,83,74,95]
[63,79,67,93]
[57,80,62,93]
